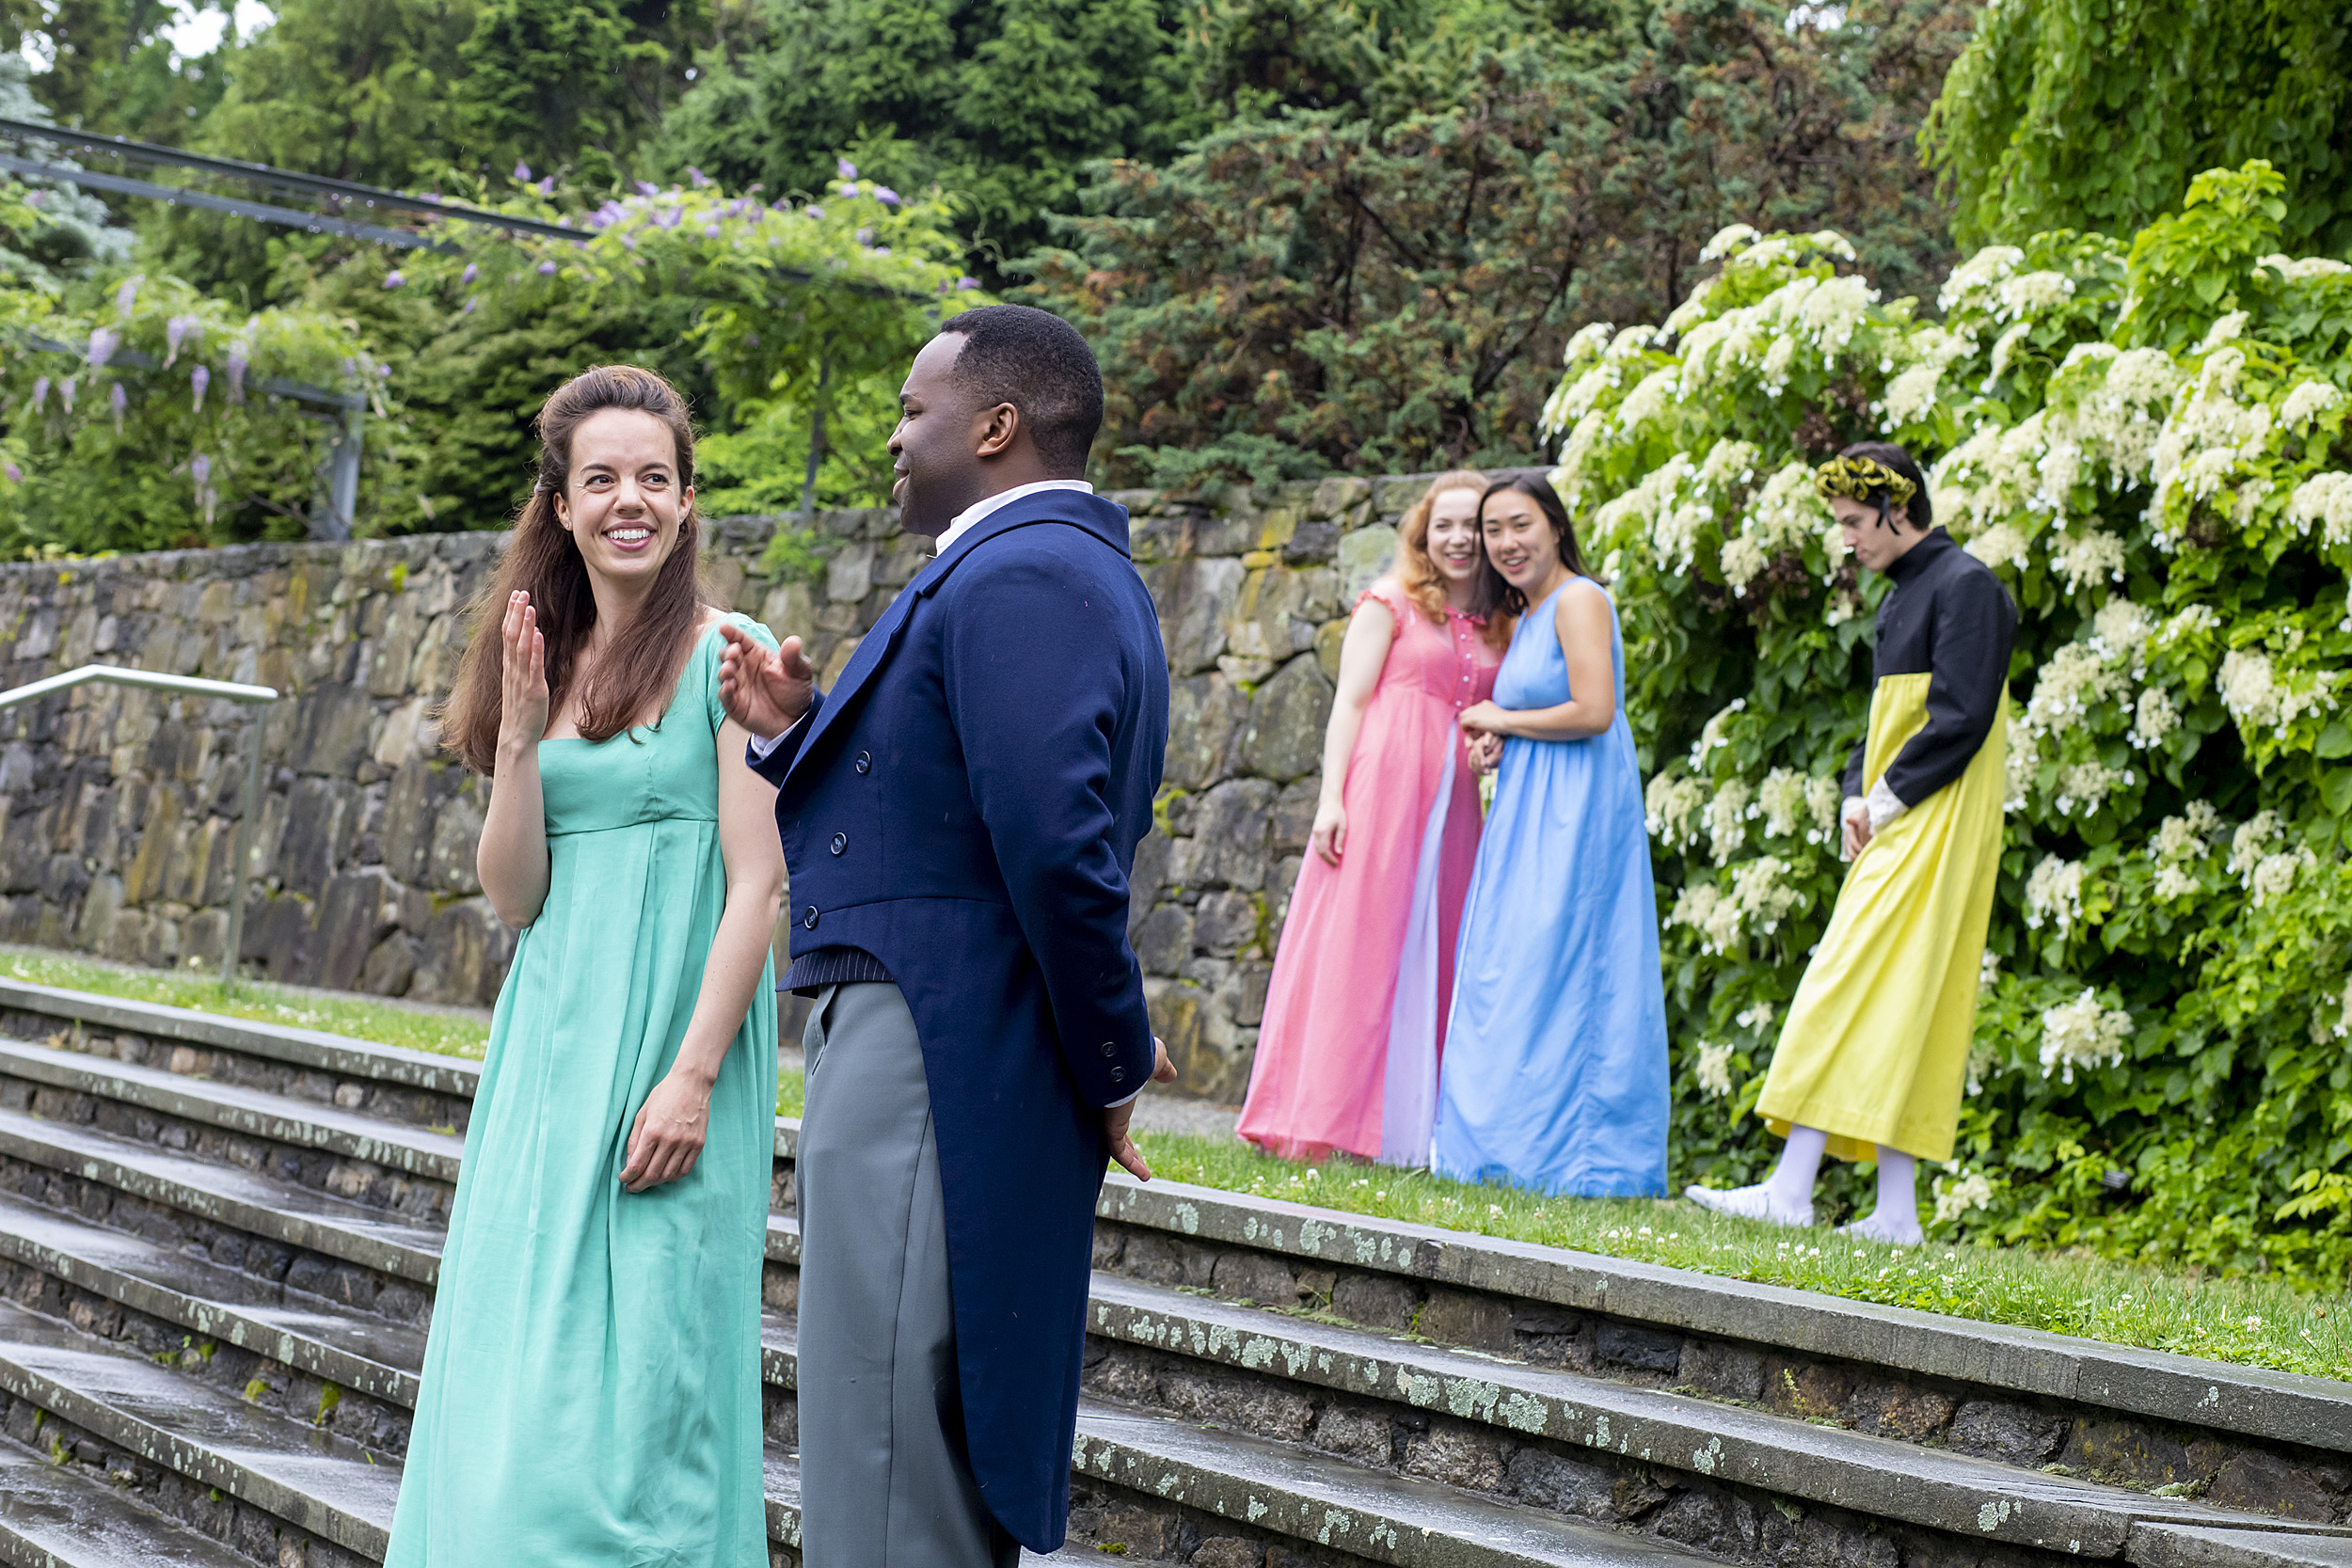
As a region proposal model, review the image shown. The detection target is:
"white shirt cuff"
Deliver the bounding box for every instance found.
[1105,1085,1144,1108]
[1865,778,1909,832]
[1840,795,1867,825]
[749,709,812,760]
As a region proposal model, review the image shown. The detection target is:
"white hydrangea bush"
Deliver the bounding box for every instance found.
[1542,165,2352,1275]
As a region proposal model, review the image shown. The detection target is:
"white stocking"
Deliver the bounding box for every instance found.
[1683,1124,1826,1227]
[1837,1148,1925,1245]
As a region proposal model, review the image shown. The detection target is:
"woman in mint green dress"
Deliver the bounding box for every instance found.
[387,365,787,1566]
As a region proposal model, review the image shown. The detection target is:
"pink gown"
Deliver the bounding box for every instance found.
[1238,584,1502,1164]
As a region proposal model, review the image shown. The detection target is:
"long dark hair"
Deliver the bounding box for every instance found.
[1480,474,1597,615]
[440,365,710,774]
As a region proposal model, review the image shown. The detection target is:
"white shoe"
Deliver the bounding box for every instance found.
[1682,1182,1814,1228]
[1835,1211,1925,1246]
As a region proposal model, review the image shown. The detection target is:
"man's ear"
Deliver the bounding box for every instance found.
[974,401,1022,460]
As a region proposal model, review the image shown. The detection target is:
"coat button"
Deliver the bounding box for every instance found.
[1100,1041,1117,1057]
[830,832,848,856]
[802,906,819,930]
[1109,1067,1126,1085]
[854,751,873,775]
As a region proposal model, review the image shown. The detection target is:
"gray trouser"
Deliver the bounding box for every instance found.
[797,983,1020,1568]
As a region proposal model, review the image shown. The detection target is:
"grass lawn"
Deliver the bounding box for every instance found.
[1124,1130,2352,1384]
[10,948,2341,1381]
[2,948,493,1060]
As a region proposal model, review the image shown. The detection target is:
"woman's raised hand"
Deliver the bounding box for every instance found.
[1458,700,1510,736]
[1310,798,1347,866]
[497,591,549,754]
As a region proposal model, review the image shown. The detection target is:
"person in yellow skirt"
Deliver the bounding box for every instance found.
[1687,442,2015,1244]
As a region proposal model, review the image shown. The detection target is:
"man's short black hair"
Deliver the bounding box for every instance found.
[936,305,1104,476]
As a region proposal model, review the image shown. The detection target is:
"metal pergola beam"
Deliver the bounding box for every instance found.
[0,115,580,243]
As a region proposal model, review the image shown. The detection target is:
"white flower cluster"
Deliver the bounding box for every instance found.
[2023,641,2129,739]
[1937,245,2024,314]
[1720,461,1827,593]
[1694,1041,1735,1099]
[2218,647,2337,733]
[1756,767,1843,845]
[2258,253,2352,281]
[1706,779,1754,864]
[2286,472,2352,546]
[1996,270,2075,320]
[2280,380,2344,430]
[2130,687,2180,750]
[2038,989,2132,1084]
[2024,854,2088,937]
[1592,453,1700,571]
[2052,530,2127,594]
[1691,699,1746,768]
[1645,770,1708,851]
[2055,760,2132,816]
[2149,802,2221,899]
[1679,271,1881,400]
[1667,856,1803,956]
[2227,810,2316,908]
[1932,1169,1996,1225]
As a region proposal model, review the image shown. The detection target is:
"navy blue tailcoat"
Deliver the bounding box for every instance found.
[749,488,1168,1551]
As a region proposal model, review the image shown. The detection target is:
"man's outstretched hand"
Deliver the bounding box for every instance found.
[717,623,817,743]
[1105,1038,1180,1181]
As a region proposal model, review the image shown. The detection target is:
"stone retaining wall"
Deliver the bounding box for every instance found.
[0,474,1469,1101]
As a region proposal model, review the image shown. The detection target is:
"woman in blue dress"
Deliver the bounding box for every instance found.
[1433,474,1669,1196]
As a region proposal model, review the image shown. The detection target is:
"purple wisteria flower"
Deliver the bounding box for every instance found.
[190,365,209,411]
[514,161,532,182]
[191,453,210,487]
[30,375,46,409]
[536,176,554,196]
[704,223,722,238]
[836,159,857,181]
[86,327,118,370]
[537,260,557,275]
[225,343,246,405]
[622,233,638,250]
[956,277,979,291]
[108,382,125,432]
[837,182,859,197]
[805,204,824,220]
[115,276,140,319]
[164,314,199,368]
[687,166,711,187]
[871,245,890,257]
[461,261,479,286]
[875,186,900,206]
[656,208,682,230]
[636,180,660,197]
[57,376,74,413]
[855,228,873,245]
[463,296,479,314]
[4,461,21,485]
[384,270,405,288]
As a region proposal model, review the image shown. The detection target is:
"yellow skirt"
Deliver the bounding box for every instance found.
[1756,673,2007,1164]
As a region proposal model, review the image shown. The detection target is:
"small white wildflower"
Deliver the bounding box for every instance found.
[1695,1041,1735,1099]
[2025,854,2089,937]
[1932,1171,1995,1225]
[2129,687,2181,750]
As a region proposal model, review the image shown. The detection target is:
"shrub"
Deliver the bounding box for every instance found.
[1549,162,2352,1283]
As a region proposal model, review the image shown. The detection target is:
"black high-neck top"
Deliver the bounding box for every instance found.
[1840,527,2018,807]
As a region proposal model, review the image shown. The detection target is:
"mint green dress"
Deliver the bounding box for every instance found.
[388,616,779,1568]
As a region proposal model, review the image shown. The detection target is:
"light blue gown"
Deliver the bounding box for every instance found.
[1432,576,1669,1196]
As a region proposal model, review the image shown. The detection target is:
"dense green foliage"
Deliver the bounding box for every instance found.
[1551,163,2352,1282]
[1921,0,2352,258]
[1027,0,1974,486]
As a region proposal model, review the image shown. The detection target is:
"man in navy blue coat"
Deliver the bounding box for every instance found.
[716,305,1172,1565]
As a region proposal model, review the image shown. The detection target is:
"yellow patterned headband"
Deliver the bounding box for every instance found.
[1815,454,1917,509]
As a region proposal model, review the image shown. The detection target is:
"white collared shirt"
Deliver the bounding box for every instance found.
[747,479,1097,761]
[930,477,1095,556]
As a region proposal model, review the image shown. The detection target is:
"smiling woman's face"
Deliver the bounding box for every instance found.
[1424,487,1486,587]
[1480,487,1559,589]
[555,408,691,586]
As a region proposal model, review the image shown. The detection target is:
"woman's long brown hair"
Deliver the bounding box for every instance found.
[1396,469,1515,648]
[440,365,711,774]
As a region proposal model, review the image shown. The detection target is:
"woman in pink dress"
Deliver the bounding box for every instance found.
[1238,471,1511,1164]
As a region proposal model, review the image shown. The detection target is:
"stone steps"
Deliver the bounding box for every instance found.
[4,983,2352,1566]
[0,1431,260,1568]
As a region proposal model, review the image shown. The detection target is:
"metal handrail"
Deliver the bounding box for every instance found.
[0,664,279,987]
